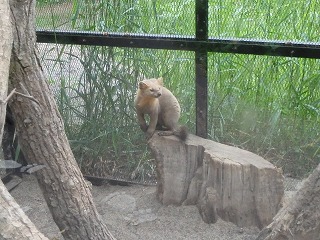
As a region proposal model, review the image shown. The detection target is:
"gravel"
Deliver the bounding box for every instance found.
[11,175,260,240]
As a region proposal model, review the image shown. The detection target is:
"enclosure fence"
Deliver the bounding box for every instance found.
[35,0,320,182]
[36,0,320,138]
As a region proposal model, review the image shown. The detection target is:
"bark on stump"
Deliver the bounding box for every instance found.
[148,133,284,229]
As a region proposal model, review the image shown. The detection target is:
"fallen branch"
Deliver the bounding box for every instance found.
[1,88,16,104]
[0,88,40,105]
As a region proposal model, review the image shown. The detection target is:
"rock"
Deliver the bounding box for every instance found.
[104,192,136,213]
[148,133,284,229]
[125,208,157,226]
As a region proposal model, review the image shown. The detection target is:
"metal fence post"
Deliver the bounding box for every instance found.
[195,0,208,138]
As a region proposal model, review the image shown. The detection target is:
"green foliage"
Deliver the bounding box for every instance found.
[210,0,320,41]
[36,0,320,178]
[208,54,320,176]
[37,0,67,6]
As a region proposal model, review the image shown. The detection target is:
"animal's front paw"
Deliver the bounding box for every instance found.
[140,124,148,132]
[145,130,154,140]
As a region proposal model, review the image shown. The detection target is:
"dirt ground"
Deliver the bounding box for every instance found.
[10,174,264,240]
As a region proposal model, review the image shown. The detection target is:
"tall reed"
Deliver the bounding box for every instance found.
[36,0,320,178]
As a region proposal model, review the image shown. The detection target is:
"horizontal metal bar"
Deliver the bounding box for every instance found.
[36,29,320,59]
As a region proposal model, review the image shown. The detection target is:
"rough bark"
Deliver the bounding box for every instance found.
[256,163,320,240]
[8,0,115,239]
[0,0,12,141]
[0,181,49,240]
[0,1,48,239]
[149,133,284,229]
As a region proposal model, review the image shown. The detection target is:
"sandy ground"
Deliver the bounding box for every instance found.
[10,174,262,240]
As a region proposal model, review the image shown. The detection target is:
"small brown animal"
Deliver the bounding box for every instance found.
[134,77,187,141]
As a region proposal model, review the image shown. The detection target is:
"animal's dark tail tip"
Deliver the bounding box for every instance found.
[178,125,188,141]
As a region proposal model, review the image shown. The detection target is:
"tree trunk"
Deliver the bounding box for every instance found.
[0,1,48,239]
[0,0,12,141]
[148,133,284,229]
[8,0,115,239]
[256,163,320,240]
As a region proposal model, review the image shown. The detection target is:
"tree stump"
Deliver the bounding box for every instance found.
[148,133,284,229]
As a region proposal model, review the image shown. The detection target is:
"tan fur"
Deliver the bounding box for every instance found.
[134,77,187,140]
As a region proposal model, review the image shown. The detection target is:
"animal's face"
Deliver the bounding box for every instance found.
[138,78,163,98]
[148,85,162,98]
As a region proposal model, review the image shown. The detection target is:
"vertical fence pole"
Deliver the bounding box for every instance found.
[195,0,208,138]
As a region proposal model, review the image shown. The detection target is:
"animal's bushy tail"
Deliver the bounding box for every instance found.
[173,125,188,141]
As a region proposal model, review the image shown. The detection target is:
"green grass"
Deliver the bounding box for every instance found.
[36,0,320,178]
[209,0,320,42]
[208,54,320,176]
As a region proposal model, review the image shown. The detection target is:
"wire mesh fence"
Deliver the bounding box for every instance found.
[38,41,195,182]
[35,0,320,183]
[36,0,320,42]
[36,0,195,36]
[207,53,320,176]
[208,0,320,42]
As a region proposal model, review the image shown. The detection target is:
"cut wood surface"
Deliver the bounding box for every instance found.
[149,133,284,229]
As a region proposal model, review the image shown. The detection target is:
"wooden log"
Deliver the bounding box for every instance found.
[148,133,284,229]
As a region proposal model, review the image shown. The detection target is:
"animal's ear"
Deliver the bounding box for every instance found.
[139,81,148,89]
[157,77,164,86]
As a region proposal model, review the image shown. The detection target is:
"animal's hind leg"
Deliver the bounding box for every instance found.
[157,130,174,136]
[157,123,176,137]
[157,112,179,136]
[156,124,167,130]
